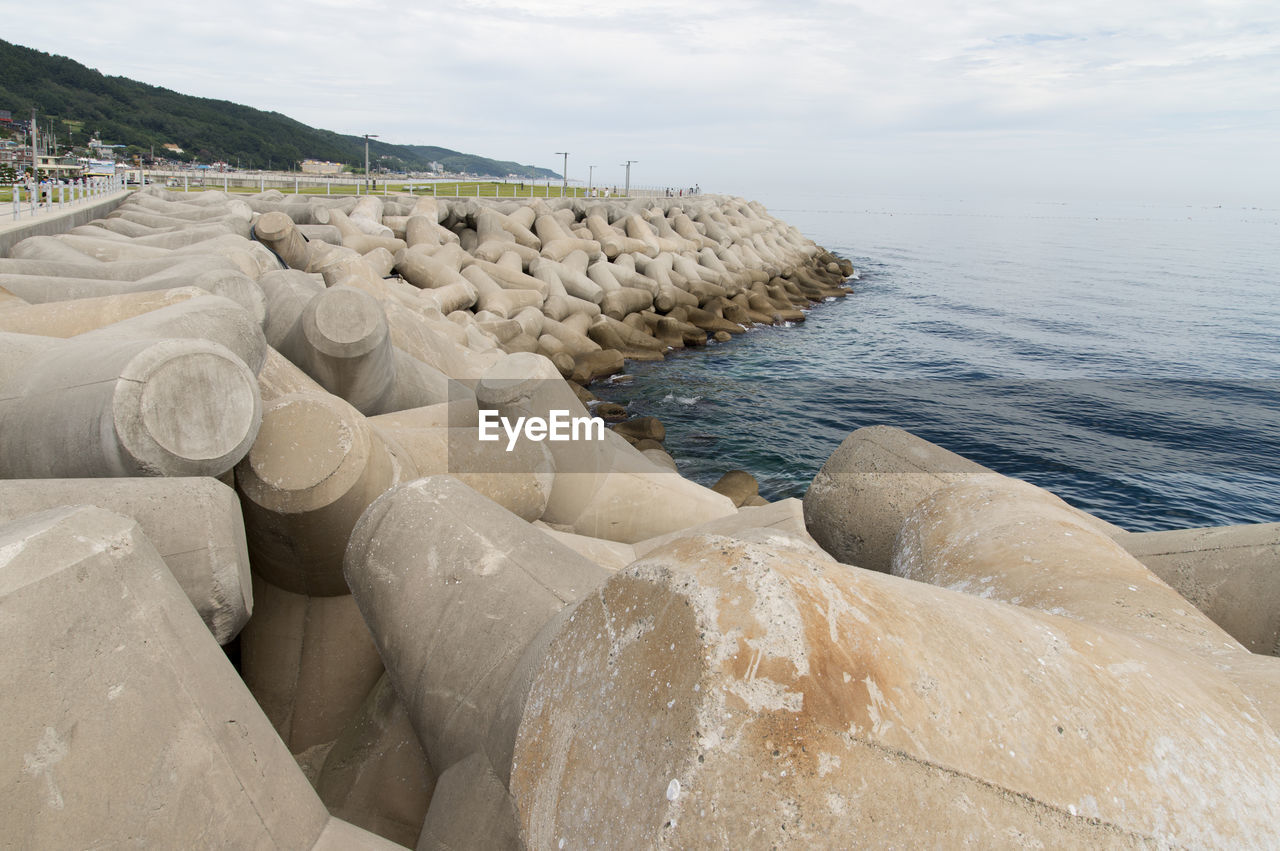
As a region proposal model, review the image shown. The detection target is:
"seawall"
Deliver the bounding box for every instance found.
[0,188,132,256]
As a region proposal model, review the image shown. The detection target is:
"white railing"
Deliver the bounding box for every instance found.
[9,175,128,222]
[139,168,704,200]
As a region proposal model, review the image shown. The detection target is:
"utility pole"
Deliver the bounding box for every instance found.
[555,152,568,196]
[621,160,636,197]
[29,110,38,178]
[588,165,595,196]
[364,133,379,193]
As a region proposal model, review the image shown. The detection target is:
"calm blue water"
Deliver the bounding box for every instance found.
[594,194,1280,532]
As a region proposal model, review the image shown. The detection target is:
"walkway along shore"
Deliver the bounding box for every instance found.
[1,186,1279,848]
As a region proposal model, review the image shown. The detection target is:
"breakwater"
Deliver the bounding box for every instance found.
[1,188,1278,848]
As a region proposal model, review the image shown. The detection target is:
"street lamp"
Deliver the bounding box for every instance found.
[588,165,595,196]
[555,152,568,196]
[364,133,379,194]
[621,160,636,197]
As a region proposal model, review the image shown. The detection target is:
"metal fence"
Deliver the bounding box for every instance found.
[9,175,127,221]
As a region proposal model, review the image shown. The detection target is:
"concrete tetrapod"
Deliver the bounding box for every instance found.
[511,531,1280,848]
[1116,521,1280,656]
[254,209,314,270]
[891,477,1280,726]
[0,505,328,846]
[0,477,251,644]
[239,572,385,757]
[0,285,204,337]
[0,332,261,479]
[0,255,238,280]
[70,291,269,375]
[892,477,1248,666]
[630,497,816,558]
[804,425,1121,572]
[0,259,265,309]
[415,753,520,851]
[277,285,452,416]
[318,673,437,848]
[235,389,413,596]
[368,402,555,522]
[474,353,736,542]
[344,475,611,781]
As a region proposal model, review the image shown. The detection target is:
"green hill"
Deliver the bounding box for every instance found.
[0,39,558,178]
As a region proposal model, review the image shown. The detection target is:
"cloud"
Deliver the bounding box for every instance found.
[6,0,1278,201]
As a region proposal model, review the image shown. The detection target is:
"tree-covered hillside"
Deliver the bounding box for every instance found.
[0,39,557,178]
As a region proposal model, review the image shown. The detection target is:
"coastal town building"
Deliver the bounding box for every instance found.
[301,159,344,175]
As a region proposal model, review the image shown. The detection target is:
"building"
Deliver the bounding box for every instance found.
[82,158,116,177]
[300,159,344,175]
[37,154,82,180]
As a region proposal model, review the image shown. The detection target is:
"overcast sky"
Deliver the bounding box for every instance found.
[8,1,1278,205]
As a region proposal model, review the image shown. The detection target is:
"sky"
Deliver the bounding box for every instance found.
[7,1,1279,206]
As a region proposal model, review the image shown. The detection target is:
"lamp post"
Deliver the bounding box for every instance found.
[555,151,568,196]
[588,165,595,197]
[364,133,378,194]
[29,110,38,181]
[621,160,636,197]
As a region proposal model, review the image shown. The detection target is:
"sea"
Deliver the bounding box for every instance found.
[592,193,1280,533]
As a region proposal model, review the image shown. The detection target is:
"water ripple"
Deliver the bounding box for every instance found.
[594,196,1280,532]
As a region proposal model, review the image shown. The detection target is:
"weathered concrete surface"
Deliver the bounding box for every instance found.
[312,816,417,850]
[0,477,251,644]
[804,425,1000,571]
[255,210,314,270]
[236,390,410,596]
[369,401,555,523]
[1116,521,1280,656]
[893,477,1280,734]
[0,285,202,337]
[805,425,1126,572]
[0,505,329,847]
[511,532,1280,848]
[476,352,735,542]
[0,333,261,479]
[632,497,816,558]
[0,265,268,321]
[893,477,1248,666]
[344,476,610,780]
[318,674,436,848]
[239,573,384,755]
[0,189,131,256]
[416,753,520,851]
[531,523,638,572]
